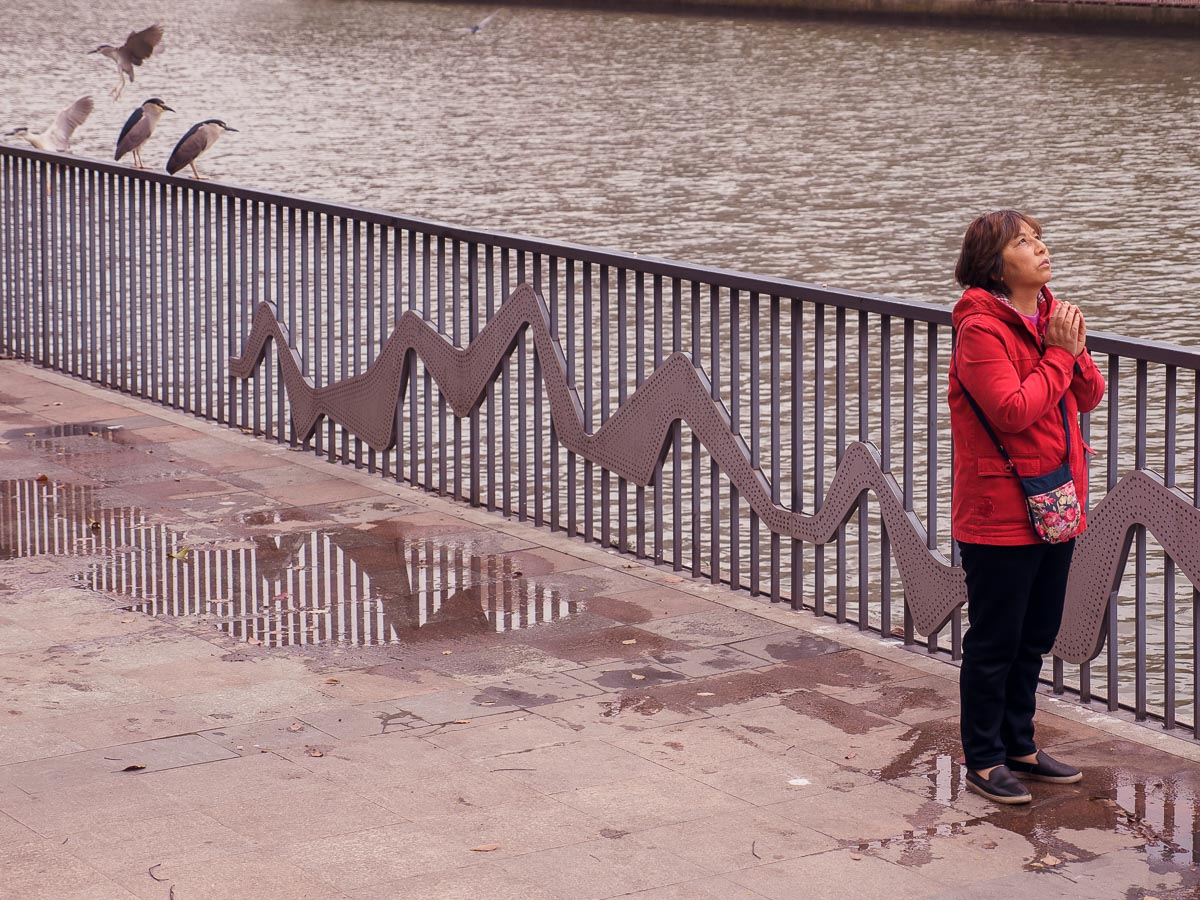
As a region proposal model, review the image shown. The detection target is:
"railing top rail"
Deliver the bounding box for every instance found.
[6,144,1198,370]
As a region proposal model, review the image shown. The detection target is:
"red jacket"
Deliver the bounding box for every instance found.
[948,286,1106,545]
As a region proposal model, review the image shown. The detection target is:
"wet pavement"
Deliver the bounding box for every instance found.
[4,360,1200,900]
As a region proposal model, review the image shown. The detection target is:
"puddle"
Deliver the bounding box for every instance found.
[1,478,580,646]
[2,422,143,458]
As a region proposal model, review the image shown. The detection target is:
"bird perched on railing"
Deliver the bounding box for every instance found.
[115,98,174,168]
[166,120,238,180]
[89,24,164,100]
[4,97,95,152]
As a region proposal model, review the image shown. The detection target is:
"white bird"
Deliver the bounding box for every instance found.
[115,97,174,168]
[5,97,95,152]
[166,119,238,180]
[455,9,501,34]
[89,24,164,101]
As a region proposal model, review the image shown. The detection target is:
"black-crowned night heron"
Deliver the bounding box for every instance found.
[166,119,238,180]
[115,97,174,168]
[89,24,164,101]
[5,97,95,152]
[457,9,501,33]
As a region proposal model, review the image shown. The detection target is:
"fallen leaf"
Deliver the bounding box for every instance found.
[621,639,638,645]
[307,748,324,758]
[121,764,146,772]
[34,473,49,483]
[167,547,190,561]
[24,431,36,436]
[121,619,134,624]
[696,692,715,697]
[630,673,646,681]
[470,844,501,852]
[981,840,998,850]
[480,700,497,706]
[246,636,262,646]
[452,719,472,725]
[441,650,453,655]
[274,592,290,601]
[844,753,857,760]
[323,678,340,685]
[663,576,684,583]
[241,428,254,435]
[850,853,863,861]
[1042,855,1060,866]
[0,439,9,445]
[287,723,304,732]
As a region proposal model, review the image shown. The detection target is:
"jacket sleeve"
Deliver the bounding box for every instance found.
[1069,349,1106,413]
[955,320,1076,434]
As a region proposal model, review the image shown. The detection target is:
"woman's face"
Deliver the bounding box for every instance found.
[1000,222,1052,293]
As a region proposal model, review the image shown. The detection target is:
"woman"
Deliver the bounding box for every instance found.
[948,210,1106,804]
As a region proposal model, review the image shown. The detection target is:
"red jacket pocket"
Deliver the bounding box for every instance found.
[977,456,1041,478]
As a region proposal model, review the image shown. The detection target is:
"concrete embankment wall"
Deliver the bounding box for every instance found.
[472,0,1200,35]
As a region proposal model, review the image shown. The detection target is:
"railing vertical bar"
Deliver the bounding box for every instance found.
[366,221,377,468]
[37,161,49,369]
[408,230,419,486]
[600,264,610,545]
[672,277,683,570]
[566,259,577,536]
[251,200,262,434]
[437,235,447,493]
[106,172,118,388]
[52,162,65,374]
[516,252,525,520]
[422,233,432,489]
[238,197,249,429]
[469,241,481,507]
[770,294,782,603]
[749,291,761,596]
[204,191,215,419]
[835,307,847,621]
[1078,409,1092,702]
[880,314,892,637]
[484,241,494,505]
[502,247,512,514]
[791,297,803,611]
[691,281,702,578]
[654,275,664,562]
[814,303,826,615]
[452,238,463,497]
[583,261,594,541]
[1164,365,1177,729]
[1107,356,1121,710]
[709,283,720,584]
[617,268,628,551]
[533,253,544,526]
[635,271,646,555]
[856,310,869,626]
[549,255,560,529]
[1135,359,1148,719]
[325,214,336,460]
[730,288,741,590]
[926,324,940,652]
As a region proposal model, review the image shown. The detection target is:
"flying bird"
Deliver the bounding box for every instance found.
[5,97,95,152]
[89,24,164,100]
[166,119,238,180]
[455,9,501,34]
[115,97,174,168]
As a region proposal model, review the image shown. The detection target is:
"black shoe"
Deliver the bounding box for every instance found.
[1006,750,1083,784]
[965,765,1033,804]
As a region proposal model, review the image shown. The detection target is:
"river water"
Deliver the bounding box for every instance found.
[6,0,1200,344]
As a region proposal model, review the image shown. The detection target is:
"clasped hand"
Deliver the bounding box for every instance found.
[1046,301,1087,357]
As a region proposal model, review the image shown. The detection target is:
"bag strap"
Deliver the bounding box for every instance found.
[953,347,1072,479]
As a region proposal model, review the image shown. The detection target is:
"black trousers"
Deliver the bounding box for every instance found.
[958,539,1075,771]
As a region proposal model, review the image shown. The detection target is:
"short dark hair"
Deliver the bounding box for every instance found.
[954,210,1042,295]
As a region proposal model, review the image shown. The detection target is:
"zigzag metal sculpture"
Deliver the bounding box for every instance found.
[230,282,1200,663]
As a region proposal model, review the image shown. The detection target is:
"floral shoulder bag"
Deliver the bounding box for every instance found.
[960,389,1083,544]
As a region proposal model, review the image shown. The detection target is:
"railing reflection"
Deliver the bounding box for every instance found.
[0,478,578,647]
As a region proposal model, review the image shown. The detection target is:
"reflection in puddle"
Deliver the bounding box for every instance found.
[898,745,1200,870]
[1,478,578,646]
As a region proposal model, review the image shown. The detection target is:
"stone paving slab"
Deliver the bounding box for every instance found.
[4,359,1200,899]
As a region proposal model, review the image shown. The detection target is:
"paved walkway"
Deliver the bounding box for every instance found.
[2,359,1200,900]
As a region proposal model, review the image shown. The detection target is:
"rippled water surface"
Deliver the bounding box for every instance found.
[5,0,1200,343]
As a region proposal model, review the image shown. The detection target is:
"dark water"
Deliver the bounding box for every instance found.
[4,0,1200,343]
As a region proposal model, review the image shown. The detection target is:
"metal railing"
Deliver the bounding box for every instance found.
[3,145,1199,738]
